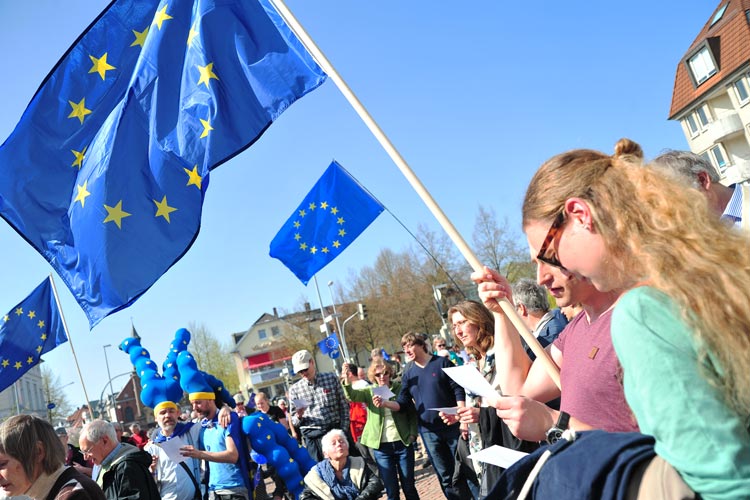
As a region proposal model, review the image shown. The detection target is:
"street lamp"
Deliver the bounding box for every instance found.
[103,344,115,419]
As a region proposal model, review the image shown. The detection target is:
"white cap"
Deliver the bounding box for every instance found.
[292,350,313,373]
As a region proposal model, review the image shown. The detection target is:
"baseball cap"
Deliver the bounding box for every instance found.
[292,350,313,373]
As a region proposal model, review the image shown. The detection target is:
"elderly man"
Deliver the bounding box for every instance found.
[288,349,350,461]
[652,150,746,228]
[79,419,160,500]
[511,278,568,360]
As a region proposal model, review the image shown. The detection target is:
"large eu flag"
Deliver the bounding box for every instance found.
[0,278,67,393]
[270,161,384,284]
[0,0,326,327]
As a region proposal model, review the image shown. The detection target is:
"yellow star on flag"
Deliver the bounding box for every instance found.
[337,217,345,225]
[71,147,86,169]
[300,243,307,251]
[41,333,47,341]
[153,196,177,222]
[322,247,329,254]
[298,209,306,217]
[200,118,213,138]
[27,311,36,319]
[88,53,115,80]
[310,246,317,254]
[294,233,301,241]
[1,360,8,368]
[27,357,34,365]
[68,98,92,124]
[15,308,22,316]
[184,165,203,190]
[309,202,317,211]
[293,221,301,228]
[153,6,173,29]
[330,207,339,215]
[36,346,43,353]
[37,320,45,328]
[197,62,219,88]
[333,240,341,248]
[103,200,132,229]
[2,315,8,322]
[338,229,346,237]
[320,202,328,210]
[14,362,22,370]
[131,27,149,47]
[74,181,91,208]
[188,22,199,47]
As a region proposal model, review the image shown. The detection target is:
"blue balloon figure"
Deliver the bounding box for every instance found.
[242,413,316,498]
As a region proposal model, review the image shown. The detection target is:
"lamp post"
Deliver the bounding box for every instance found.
[103,344,115,420]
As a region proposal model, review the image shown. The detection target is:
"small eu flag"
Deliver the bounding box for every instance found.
[0,0,326,327]
[270,161,384,284]
[0,278,68,393]
[318,333,341,359]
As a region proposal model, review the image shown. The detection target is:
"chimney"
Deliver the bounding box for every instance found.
[304,302,311,312]
[273,307,279,318]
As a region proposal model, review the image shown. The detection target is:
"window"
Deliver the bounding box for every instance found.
[271,326,280,337]
[735,77,750,105]
[695,105,711,129]
[704,144,730,173]
[711,4,728,26]
[688,46,717,85]
[258,329,267,340]
[685,114,700,136]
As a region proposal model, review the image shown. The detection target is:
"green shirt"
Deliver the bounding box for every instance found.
[343,381,418,449]
[612,287,750,500]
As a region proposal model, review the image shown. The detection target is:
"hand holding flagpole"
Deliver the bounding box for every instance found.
[269,0,560,389]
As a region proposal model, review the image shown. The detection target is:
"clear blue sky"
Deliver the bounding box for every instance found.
[0,0,714,408]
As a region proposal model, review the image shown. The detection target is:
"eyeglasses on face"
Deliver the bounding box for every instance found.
[373,372,389,378]
[536,211,569,272]
[451,319,468,333]
[81,442,97,456]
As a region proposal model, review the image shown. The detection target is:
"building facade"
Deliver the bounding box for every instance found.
[0,365,46,420]
[232,304,337,402]
[670,0,750,185]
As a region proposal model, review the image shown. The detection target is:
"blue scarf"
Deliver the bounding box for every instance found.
[315,458,360,500]
[152,421,195,444]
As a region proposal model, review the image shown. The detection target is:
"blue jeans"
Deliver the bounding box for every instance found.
[372,441,419,500]
[420,426,462,500]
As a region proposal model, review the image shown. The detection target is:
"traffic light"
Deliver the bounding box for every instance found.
[357,303,368,321]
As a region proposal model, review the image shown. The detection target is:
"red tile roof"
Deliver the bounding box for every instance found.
[669,0,750,119]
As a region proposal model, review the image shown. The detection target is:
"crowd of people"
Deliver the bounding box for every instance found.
[1,144,749,500]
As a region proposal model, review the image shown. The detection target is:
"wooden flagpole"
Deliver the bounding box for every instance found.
[48,274,94,416]
[270,0,560,389]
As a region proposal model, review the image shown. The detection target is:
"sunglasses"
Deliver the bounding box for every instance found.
[535,211,569,272]
[373,372,388,378]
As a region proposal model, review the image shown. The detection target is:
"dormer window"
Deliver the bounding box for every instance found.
[688,46,717,85]
[711,4,728,27]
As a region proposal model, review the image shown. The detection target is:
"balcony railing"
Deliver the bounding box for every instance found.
[706,113,743,143]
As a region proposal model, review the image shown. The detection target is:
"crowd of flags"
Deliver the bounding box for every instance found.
[0,0,390,392]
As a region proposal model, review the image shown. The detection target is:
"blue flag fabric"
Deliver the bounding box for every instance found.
[380,348,391,361]
[0,278,68,393]
[317,333,340,359]
[0,0,326,327]
[270,161,384,284]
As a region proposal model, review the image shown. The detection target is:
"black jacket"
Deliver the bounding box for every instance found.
[99,443,160,500]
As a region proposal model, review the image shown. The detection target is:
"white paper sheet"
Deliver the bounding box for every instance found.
[443,364,499,398]
[428,406,459,415]
[291,398,310,410]
[467,445,528,469]
[372,385,395,399]
[158,435,186,464]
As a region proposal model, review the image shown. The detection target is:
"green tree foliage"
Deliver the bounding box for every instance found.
[187,321,239,393]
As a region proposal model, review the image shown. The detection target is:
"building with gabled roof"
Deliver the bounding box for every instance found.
[669,0,750,184]
[231,304,337,402]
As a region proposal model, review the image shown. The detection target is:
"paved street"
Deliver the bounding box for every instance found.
[377,462,443,500]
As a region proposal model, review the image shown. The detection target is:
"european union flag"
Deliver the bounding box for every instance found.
[0,0,326,327]
[270,161,384,284]
[317,333,340,359]
[0,278,68,393]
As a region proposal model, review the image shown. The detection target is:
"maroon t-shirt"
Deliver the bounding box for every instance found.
[553,309,639,432]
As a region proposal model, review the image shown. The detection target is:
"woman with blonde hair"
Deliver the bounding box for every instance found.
[340,359,419,500]
[483,138,749,498]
